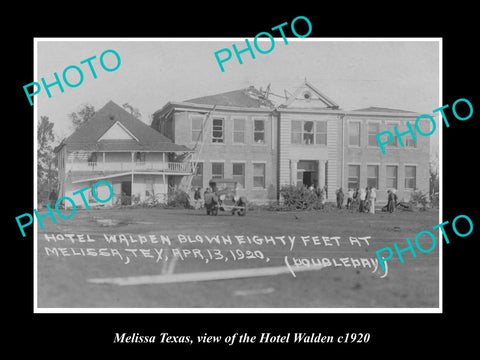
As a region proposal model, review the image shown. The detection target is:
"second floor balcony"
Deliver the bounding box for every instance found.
[67,160,194,174]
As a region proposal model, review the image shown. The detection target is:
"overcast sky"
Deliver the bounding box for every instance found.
[35,39,440,154]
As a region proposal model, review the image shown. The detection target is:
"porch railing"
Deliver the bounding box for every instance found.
[67,161,193,173]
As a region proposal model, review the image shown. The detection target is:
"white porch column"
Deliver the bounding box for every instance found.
[131,152,134,193]
[318,160,326,189]
[290,159,298,185]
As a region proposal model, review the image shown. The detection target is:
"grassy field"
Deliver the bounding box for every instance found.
[36,206,440,309]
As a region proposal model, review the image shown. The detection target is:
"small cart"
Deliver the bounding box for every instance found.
[204,178,247,216]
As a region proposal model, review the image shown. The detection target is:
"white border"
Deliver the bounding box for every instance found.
[34,37,442,314]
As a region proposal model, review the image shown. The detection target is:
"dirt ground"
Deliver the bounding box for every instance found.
[36,206,440,309]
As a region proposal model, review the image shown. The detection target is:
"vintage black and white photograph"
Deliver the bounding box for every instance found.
[34,38,441,311]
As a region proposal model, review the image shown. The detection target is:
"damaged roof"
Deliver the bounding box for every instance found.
[184,86,275,108]
[55,101,192,153]
[352,106,416,113]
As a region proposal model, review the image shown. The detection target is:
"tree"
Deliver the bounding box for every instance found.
[38,115,54,152]
[37,116,57,200]
[122,103,142,119]
[68,103,95,130]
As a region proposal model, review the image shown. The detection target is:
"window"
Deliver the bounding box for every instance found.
[291,120,302,144]
[303,121,314,144]
[211,162,224,179]
[348,165,360,189]
[368,123,380,146]
[292,120,326,145]
[87,152,97,166]
[254,119,265,143]
[405,133,417,148]
[191,116,204,142]
[232,163,245,188]
[212,118,224,143]
[386,165,398,189]
[367,165,379,189]
[233,118,245,144]
[253,163,266,188]
[192,162,203,188]
[315,121,327,145]
[401,123,417,148]
[391,137,398,147]
[394,122,416,148]
[135,152,146,163]
[386,123,398,147]
[405,166,416,189]
[348,122,361,146]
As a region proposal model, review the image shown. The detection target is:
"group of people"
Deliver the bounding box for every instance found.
[306,184,327,205]
[194,184,399,214]
[336,187,377,214]
[336,187,401,214]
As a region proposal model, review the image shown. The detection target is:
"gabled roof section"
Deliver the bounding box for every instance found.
[57,101,192,153]
[280,80,340,109]
[184,86,274,109]
[98,121,139,141]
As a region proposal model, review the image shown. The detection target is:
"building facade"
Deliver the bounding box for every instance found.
[152,81,430,204]
[152,88,278,203]
[54,101,193,208]
[341,107,430,204]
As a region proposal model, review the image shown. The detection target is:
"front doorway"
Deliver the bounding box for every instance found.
[121,181,132,205]
[302,171,314,187]
[297,160,318,188]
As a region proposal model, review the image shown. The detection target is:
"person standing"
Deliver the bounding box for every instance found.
[320,187,326,207]
[336,188,344,209]
[369,187,377,214]
[346,188,354,209]
[365,187,371,213]
[48,188,58,208]
[359,187,366,212]
[387,189,395,213]
[352,188,359,211]
[194,187,202,209]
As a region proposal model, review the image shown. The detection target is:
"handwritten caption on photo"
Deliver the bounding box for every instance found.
[41,232,386,277]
